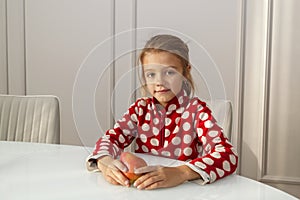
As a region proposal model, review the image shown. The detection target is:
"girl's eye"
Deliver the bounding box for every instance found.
[165,70,176,76]
[146,72,155,78]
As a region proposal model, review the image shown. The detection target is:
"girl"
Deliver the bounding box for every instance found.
[87,34,238,190]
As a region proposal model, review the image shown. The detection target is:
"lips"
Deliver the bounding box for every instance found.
[155,89,170,93]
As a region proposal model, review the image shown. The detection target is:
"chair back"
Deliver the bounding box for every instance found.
[0,95,60,144]
[206,99,233,140]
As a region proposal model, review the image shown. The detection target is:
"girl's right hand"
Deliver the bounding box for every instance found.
[97,156,130,186]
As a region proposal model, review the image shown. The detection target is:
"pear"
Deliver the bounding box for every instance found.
[120,152,147,184]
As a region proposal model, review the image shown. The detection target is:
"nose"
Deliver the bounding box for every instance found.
[155,73,164,86]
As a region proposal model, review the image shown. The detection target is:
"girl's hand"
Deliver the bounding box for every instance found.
[133,165,201,190]
[97,156,130,187]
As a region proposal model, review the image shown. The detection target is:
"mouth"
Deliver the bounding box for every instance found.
[155,89,171,93]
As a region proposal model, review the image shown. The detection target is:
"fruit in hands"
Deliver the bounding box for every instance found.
[120,152,147,184]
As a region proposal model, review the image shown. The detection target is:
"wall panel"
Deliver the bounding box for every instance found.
[0,0,7,94]
[262,0,300,196]
[25,0,113,146]
[6,0,26,94]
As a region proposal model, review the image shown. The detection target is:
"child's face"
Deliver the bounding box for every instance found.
[142,51,185,107]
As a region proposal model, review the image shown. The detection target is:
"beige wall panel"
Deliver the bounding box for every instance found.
[113,0,137,120]
[6,0,26,94]
[25,0,113,146]
[264,0,300,196]
[0,0,7,94]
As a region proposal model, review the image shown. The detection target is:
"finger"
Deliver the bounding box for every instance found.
[144,181,164,190]
[135,174,162,190]
[111,168,130,186]
[106,174,121,185]
[134,171,159,187]
[134,165,160,174]
[112,160,128,172]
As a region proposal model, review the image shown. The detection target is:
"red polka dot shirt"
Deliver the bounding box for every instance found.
[88,90,238,184]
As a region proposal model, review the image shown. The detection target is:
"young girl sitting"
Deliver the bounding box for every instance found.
[86,34,238,190]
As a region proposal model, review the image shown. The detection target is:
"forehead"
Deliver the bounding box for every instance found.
[142,51,183,69]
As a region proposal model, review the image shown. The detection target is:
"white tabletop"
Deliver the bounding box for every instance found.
[0,141,298,200]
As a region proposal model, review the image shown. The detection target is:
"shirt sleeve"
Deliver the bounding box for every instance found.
[86,99,141,171]
[188,104,238,184]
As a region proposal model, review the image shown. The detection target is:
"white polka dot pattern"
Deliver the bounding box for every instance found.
[153,127,159,135]
[216,168,225,177]
[223,160,231,172]
[183,122,191,131]
[211,152,221,159]
[199,112,209,121]
[150,138,159,146]
[197,128,203,137]
[119,135,125,143]
[127,121,134,129]
[230,154,236,165]
[171,137,181,145]
[151,149,158,155]
[165,129,170,137]
[122,129,130,135]
[91,93,238,184]
[130,114,137,122]
[168,104,177,112]
[109,130,116,135]
[140,134,147,143]
[145,113,151,121]
[183,147,192,156]
[176,107,184,114]
[182,111,190,119]
[208,130,219,138]
[163,140,169,148]
[210,171,217,182]
[203,157,214,165]
[162,151,171,157]
[183,135,192,144]
[142,123,150,131]
[195,161,206,169]
[165,118,172,126]
[204,120,213,128]
[174,148,182,157]
[142,145,149,152]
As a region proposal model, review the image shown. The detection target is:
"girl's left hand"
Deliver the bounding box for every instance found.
[133,165,189,190]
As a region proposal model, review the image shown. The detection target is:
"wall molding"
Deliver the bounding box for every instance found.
[0,0,8,94]
[6,0,26,95]
[259,0,274,180]
[234,0,247,174]
[261,175,300,185]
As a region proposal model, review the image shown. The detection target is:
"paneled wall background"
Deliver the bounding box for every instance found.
[0,0,299,198]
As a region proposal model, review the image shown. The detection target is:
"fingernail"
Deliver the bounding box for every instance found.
[125,180,129,185]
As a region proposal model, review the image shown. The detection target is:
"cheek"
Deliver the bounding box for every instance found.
[170,78,183,91]
[146,84,154,91]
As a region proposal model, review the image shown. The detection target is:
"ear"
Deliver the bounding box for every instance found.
[186,64,191,71]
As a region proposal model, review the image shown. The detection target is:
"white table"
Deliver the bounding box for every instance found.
[0,141,298,200]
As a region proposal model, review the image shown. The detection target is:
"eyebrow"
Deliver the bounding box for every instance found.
[143,65,179,72]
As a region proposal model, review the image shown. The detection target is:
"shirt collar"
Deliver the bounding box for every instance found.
[152,89,189,113]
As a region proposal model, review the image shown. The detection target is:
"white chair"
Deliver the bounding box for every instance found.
[206,99,233,140]
[0,95,60,144]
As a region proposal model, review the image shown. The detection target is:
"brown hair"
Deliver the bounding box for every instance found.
[138,34,195,97]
